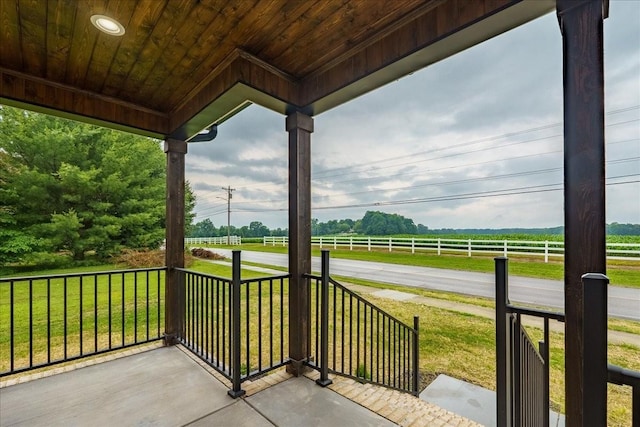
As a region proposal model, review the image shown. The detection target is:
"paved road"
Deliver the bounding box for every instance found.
[211,249,640,321]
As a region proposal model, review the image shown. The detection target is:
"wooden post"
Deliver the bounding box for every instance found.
[556,1,607,425]
[164,138,187,345]
[581,273,609,425]
[286,111,313,375]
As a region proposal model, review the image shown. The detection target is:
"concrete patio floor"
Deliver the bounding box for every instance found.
[0,345,478,427]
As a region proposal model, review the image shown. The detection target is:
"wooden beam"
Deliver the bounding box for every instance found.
[556,1,607,425]
[169,50,300,140]
[0,67,168,137]
[300,0,555,115]
[286,111,313,375]
[164,138,187,345]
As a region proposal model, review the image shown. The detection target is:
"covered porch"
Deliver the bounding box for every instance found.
[1,0,634,425]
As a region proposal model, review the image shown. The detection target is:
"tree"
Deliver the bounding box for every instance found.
[360,211,417,235]
[0,106,195,263]
[189,219,218,237]
[248,221,270,237]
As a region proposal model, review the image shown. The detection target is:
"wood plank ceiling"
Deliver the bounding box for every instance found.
[0,0,554,140]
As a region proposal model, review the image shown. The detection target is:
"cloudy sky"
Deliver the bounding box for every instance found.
[186,1,640,231]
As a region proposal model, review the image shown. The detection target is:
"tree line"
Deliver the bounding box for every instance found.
[190,211,640,238]
[188,219,286,238]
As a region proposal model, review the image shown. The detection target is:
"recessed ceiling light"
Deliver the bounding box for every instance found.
[90,15,125,36]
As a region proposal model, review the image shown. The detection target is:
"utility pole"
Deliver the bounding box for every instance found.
[222,186,235,244]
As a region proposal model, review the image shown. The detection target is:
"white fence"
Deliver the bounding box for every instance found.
[262,236,640,262]
[185,236,242,245]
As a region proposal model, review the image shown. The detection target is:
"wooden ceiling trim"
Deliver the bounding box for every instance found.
[1,67,168,136]
[169,49,299,137]
[300,0,524,107]
[118,0,199,103]
[278,0,427,75]
[45,0,76,83]
[18,0,47,76]
[300,0,554,114]
[0,0,22,70]
[83,0,136,94]
[306,0,446,80]
[100,0,167,99]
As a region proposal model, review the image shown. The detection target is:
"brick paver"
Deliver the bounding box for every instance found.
[303,370,482,426]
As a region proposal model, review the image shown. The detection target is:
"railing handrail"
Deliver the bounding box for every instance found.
[304,272,418,334]
[329,277,419,332]
[0,266,167,282]
[175,267,290,285]
[608,364,640,388]
[505,304,566,322]
[174,267,291,284]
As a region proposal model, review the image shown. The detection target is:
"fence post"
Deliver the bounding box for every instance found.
[319,237,323,249]
[437,238,441,255]
[468,239,472,257]
[334,237,337,250]
[412,316,420,396]
[544,241,549,263]
[412,238,415,254]
[350,237,353,251]
[368,237,371,251]
[495,257,511,427]
[317,250,333,387]
[228,250,245,398]
[581,273,609,425]
[504,240,508,257]
[389,237,392,252]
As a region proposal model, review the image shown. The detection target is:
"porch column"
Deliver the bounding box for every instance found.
[286,111,313,375]
[164,138,187,345]
[556,1,607,425]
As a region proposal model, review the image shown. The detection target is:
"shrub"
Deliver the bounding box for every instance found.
[190,248,226,260]
[115,249,195,268]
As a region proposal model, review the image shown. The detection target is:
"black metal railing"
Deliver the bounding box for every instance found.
[608,364,640,427]
[0,268,166,377]
[495,257,564,427]
[176,251,290,397]
[496,257,640,426]
[306,250,420,395]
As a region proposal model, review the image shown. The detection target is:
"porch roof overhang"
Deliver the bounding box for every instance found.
[0,0,554,141]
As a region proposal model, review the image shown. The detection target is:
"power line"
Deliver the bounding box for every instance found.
[227,175,638,214]
[311,106,639,178]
